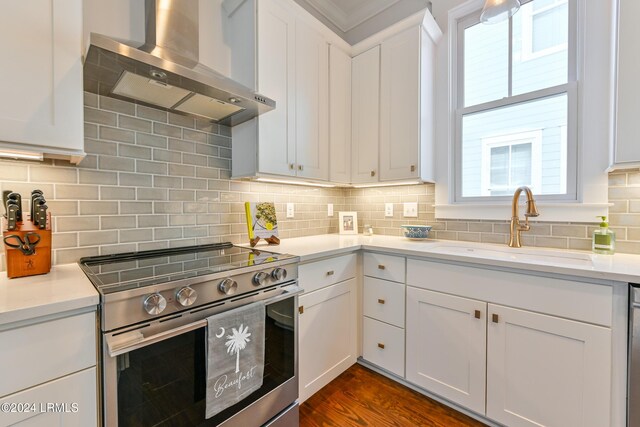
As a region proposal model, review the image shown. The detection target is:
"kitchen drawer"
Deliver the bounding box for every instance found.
[364,252,405,283]
[299,253,356,294]
[363,277,405,328]
[407,259,613,327]
[362,316,405,377]
[0,367,97,427]
[0,311,96,398]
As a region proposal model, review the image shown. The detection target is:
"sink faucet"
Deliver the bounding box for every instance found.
[509,186,540,248]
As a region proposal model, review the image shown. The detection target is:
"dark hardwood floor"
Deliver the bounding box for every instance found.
[299,364,487,427]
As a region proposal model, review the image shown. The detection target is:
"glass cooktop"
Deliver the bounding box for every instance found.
[79,243,295,294]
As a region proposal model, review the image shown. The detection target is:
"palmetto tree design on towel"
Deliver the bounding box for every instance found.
[225,324,252,373]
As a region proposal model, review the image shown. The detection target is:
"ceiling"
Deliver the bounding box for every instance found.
[294,0,431,45]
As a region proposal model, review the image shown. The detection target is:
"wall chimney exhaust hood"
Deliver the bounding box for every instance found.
[83,0,274,127]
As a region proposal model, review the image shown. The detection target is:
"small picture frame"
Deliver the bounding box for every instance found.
[338,211,358,235]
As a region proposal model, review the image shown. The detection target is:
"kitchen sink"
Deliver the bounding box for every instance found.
[428,243,594,268]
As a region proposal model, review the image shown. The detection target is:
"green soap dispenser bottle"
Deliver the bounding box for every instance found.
[592,216,615,254]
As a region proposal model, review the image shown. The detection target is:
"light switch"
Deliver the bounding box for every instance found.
[385,203,394,217]
[286,203,294,218]
[403,202,418,218]
[328,203,334,217]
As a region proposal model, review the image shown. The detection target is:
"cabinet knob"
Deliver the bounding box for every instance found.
[474,309,481,319]
[370,170,376,177]
[377,343,385,349]
[298,165,303,171]
[299,306,304,314]
[492,313,499,323]
[289,163,295,170]
[410,165,416,172]
[378,264,385,270]
[378,298,385,304]
[326,270,334,276]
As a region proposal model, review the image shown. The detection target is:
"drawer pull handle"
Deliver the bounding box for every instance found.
[474,310,481,319]
[377,343,385,349]
[378,264,385,270]
[378,298,385,304]
[326,270,334,276]
[492,313,499,323]
[299,306,304,314]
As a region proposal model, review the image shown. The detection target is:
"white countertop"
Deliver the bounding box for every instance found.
[250,234,640,284]
[0,263,99,327]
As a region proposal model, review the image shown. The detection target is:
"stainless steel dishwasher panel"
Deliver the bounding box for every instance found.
[629,285,640,427]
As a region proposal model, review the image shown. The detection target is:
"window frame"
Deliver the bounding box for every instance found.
[435,0,613,223]
[453,1,578,204]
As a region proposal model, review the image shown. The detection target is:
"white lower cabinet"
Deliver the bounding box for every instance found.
[486,304,612,427]
[405,287,486,414]
[362,316,404,377]
[404,260,614,427]
[299,278,357,402]
[0,367,97,427]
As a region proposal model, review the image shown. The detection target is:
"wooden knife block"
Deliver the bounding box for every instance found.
[2,213,52,279]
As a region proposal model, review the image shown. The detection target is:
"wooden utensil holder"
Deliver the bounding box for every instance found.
[2,213,52,279]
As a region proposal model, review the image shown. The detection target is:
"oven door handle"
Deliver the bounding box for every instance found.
[106,285,304,357]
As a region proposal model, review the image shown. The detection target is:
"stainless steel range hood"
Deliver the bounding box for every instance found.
[83,0,274,127]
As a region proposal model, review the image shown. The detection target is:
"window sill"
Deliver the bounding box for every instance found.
[434,203,611,223]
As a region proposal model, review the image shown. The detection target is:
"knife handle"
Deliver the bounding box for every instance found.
[32,197,46,226]
[7,193,22,222]
[37,205,48,229]
[6,204,18,231]
[31,191,43,223]
[2,190,12,218]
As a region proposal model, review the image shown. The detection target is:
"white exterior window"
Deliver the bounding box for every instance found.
[480,130,543,196]
[455,0,577,203]
[521,0,569,60]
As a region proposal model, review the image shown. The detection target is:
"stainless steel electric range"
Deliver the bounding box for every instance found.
[79,243,301,427]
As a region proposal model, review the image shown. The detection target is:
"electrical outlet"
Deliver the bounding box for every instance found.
[286,203,294,218]
[403,202,418,218]
[328,203,334,217]
[385,203,394,217]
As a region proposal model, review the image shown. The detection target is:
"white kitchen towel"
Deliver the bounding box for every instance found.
[205,301,265,419]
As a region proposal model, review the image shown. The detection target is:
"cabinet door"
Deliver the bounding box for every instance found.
[298,278,357,403]
[614,0,640,166]
[0,367,97,427]
[0,0,83,157]
[329,45,352,184]
[351,46,380,184]
[380,26,420,181]
[487,304,611,427]
[257,0,296,176]
[406,287,486,414]
[295,23,329,181]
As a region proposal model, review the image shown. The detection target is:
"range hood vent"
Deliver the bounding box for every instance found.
[83,0,274,127]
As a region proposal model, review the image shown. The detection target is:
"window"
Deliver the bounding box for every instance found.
[455,0,576,203]
[480,130,543,196]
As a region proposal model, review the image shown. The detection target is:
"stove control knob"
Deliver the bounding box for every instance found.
[271,267,287,281]
[143,293,167,315]
[176,286,197,307]
[253,271,270,286]
[219,278,238,295]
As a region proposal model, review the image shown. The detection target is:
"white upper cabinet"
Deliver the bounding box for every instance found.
[256,0,297,177]
[295,23,329,181]
[0,0,84,162]
[351,46,381,184]
[329,46,352,184]
[227,0,349,183]
[613,0,640,168]
[351,13,441,185]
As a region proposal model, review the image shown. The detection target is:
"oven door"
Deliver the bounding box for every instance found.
[102,284,301,427]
